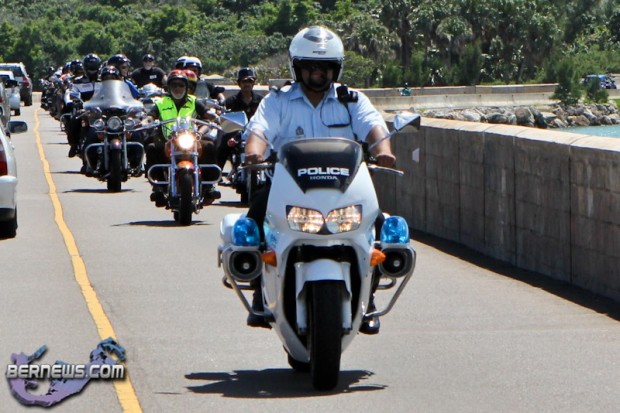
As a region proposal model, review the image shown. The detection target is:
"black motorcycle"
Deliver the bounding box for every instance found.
[218,111,267,204]
[81,80,145,192]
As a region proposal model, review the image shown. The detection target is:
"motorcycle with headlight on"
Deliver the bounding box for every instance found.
[82,80,145,192]
[135,112,245,226]
[218,112,421,390]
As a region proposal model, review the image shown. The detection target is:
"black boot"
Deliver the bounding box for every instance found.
[247,280,271,329]
[359,295,380,335]
[360,271,381,335]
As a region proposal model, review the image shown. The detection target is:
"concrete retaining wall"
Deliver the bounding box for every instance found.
[375,118,620,301]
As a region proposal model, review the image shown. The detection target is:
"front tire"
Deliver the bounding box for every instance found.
[177,172,193,226]
[107,149,122,192]
[309,280,343,391]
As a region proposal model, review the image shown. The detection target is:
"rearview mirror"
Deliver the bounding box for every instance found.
[220,111,248,134]
[393,112,421,131]
[8,120,28,134]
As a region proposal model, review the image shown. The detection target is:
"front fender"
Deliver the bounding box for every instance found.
[108,138,122,151]
[294,259,352,332]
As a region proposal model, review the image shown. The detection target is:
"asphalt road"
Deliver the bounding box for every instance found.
[1,96,620,412]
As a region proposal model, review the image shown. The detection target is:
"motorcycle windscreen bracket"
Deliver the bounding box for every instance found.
[280,138,362,193]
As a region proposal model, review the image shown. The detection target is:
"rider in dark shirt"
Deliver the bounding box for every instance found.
[217,68,263,168]
[131,54,167,88]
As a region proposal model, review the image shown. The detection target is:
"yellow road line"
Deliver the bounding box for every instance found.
[34,109,142,412]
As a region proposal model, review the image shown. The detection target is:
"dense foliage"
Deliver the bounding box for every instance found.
[1,0,620,88]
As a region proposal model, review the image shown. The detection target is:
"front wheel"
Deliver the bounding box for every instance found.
[177,172,193,226]
[107,149,122,192]
[309,280,343,391]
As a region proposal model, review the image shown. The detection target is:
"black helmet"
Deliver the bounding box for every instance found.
[143,54,155,62]
[83,53,102,72]
[107,54,130,69]
[237,67,257,81]
[175,56,188,69]
[70,60,83,73]
[100,65,121,80]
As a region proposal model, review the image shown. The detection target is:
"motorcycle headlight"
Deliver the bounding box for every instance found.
[287,206,324,234]
[124,118,137,129]
[176,132,195,150]
[106,116,123,132]
[92,119,105,130]
[325,205,362,233]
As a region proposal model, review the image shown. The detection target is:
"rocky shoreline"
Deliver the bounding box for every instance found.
[420,102,620,129]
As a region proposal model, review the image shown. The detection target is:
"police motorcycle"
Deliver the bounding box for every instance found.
[134,110,242,226]
[81,80,145,192]
[218,112,421,390]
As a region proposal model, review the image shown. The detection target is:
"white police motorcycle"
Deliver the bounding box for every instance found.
[219,112,420,390]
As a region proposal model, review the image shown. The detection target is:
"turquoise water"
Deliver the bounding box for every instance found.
[565,124,620,138]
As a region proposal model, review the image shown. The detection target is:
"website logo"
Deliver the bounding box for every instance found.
[6,337,127,408]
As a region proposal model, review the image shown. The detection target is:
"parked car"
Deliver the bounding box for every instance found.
[0,81,11,127]
[0,120,28,238]
[0,70,22,116]
[0,63,33,106]
[583,74,617,89]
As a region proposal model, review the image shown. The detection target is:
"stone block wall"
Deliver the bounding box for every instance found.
[376,117,620,301]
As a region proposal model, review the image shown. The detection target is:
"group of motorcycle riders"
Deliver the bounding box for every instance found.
[40,26,397,335]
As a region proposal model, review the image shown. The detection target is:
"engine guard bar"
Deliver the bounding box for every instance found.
[363,248,417,321]
[84,142,144,171]
[146,164,222,186]
[224,273,274,322]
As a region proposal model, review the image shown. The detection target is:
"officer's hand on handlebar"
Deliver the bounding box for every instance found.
[375,153,396,168]
[245,153,264,165]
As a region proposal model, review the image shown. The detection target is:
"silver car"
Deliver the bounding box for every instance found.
[0,70,22,116]
[0,120,28,238]
[0,81,11,127]
[0,63,33,106]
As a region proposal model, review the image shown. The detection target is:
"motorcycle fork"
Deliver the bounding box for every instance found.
[104,136,126,170]
[170,155,198,199]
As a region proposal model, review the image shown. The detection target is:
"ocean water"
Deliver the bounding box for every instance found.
[564,124,620,138]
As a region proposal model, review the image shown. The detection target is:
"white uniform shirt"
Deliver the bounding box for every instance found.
[247,82,387,153]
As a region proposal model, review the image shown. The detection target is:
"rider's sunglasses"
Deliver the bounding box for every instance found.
[296,60,336,72]
[120,65,129,70]
[169,82,186,89]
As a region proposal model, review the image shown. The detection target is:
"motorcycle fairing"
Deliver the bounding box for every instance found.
[279,138,362,193]
[84,80,143,113]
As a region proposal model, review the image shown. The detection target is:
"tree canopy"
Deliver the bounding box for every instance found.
[1,0,620,87]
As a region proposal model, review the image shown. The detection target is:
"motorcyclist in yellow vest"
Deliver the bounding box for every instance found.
[143,70,220,206]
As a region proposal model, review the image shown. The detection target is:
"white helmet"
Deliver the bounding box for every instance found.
[288,26,345,82]
[183,56,202,72]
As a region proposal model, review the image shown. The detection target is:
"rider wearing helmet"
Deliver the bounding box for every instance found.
[243,26,394,333]
[144,69,220,205]
[65,53,103,159]
[216,67,263,168]
[100,65,122,81]
[107,54,140,98]
[182,56,226,103]
[184,69,198,95]
[131,53,166,88]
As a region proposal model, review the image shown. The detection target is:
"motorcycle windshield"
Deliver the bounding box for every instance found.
[84,80,143,113]
[279,138,363,193]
